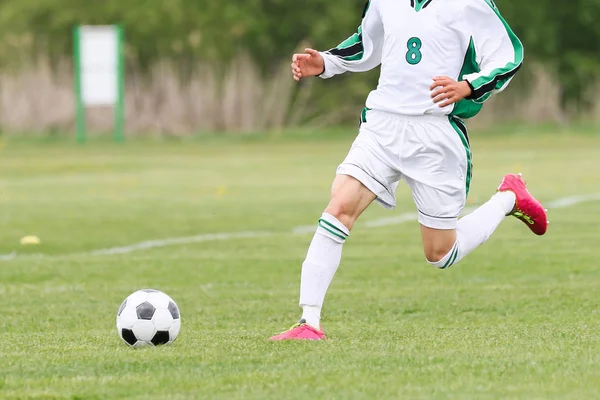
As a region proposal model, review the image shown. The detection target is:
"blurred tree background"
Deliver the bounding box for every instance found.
[0,0,598,134]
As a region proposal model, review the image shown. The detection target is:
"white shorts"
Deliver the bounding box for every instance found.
[337,109,472,230]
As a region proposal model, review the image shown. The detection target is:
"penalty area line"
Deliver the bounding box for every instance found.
[1,193,599,261]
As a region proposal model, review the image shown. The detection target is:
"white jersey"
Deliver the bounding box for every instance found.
[319,0,524,119]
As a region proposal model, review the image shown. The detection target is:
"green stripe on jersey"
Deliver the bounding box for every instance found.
[452,37,483,119]
[336,26,362,51]
[448,117,472,197]
[469,2,524,97]
[362,0,371,18]
[328,2,372,61]
[343,50,364,62]
[484,0,498,10]
[330,26,364,61]
[413,0,434,12]
[361,107,371,123]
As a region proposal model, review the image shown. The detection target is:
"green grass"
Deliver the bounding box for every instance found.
[1,129,600,399]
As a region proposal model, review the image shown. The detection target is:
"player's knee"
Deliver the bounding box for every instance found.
[325,201,356,231]
[424,245,453,265]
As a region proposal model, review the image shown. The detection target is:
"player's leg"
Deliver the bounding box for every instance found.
[408,117,547,268]
[324,173,377,230]
[300,175,375,324]
[269,175,375,341]
[418,189,517,266]
[270,115,401,341]
[420,174,547,268]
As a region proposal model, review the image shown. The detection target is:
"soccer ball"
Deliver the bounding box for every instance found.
[116,289,181,347]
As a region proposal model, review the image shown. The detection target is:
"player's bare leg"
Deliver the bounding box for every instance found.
[269,175,375,340]
[422,173,548,269]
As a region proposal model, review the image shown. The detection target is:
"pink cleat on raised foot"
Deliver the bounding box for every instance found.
[498,173,548,236]
[269,319,326,341]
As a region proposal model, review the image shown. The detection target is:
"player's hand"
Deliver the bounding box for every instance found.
[291,48,325,81]
[430,76,472,107]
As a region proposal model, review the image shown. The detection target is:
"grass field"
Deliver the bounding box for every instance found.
[1,128,600,399]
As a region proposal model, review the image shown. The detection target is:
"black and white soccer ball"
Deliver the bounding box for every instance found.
[116,289,181,347]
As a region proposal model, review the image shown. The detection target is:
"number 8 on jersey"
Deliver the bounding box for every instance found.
[406,37,422,65]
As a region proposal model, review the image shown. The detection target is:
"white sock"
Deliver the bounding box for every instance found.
[429,191,516,269]
[299,213,349,329]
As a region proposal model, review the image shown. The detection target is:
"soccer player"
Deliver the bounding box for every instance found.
[270,0,548,341]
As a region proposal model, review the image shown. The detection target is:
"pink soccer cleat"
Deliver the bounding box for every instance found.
[498,173,548,236]
[269,319,326,341]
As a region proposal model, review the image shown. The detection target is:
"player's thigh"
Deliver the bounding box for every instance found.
[403,118,470,261]
[406,120,469,217]
[406,171,466,261]
[325,174,376,231]
[336,122,402,211]
[410,175,463,261]
[407,174,466,230]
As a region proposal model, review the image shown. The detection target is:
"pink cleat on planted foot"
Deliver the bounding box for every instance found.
[269,319,326,341]
[498,173,548,236]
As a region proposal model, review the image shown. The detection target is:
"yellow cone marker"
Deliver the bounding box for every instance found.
[20,236,41,245]
[215,186,227,197]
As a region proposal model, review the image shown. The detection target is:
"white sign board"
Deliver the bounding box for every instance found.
[79,26,119,106]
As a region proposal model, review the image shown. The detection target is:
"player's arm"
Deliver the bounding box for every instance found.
[462,0,524,101]
[320,0,383,78]
[291,1,383,81]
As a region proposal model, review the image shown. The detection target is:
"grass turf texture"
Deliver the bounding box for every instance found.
[1,129,600,399]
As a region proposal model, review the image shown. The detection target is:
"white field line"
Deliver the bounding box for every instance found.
[545,193,600,209]
[1,193,599,261]
[0,252,16,261]
[91,231,273,256]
